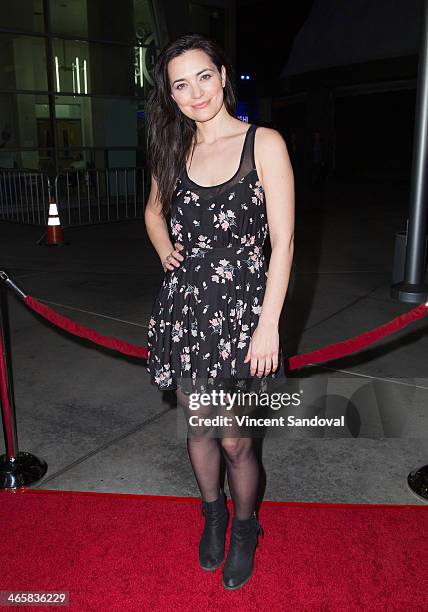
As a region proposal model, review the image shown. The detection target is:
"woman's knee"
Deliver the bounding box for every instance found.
[220,437,252,461]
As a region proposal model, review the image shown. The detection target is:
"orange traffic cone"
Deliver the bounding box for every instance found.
[45,195,65,246]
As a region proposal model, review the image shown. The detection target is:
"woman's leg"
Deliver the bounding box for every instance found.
[220,436,263,591]
[176,387,222,502]
[217,384,262,520]
[217,393,263,589]
[219,436,259,519]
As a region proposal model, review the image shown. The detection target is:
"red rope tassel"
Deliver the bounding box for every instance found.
[287,302,428,371]
[24,296,149,359]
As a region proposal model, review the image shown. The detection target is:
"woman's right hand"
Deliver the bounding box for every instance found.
[162,242,185,272]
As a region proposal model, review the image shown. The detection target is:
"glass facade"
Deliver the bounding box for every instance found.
[0,0,158,171]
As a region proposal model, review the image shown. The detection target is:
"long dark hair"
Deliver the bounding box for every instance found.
[146,32,237,218]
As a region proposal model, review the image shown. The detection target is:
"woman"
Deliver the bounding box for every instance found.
[144,32,294,590]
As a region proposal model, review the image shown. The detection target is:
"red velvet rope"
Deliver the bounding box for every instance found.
[24,295,428,372]
[288,302,428,370]
[24,296,148,359]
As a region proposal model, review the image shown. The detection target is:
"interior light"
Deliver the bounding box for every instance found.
[54,56,60,92]
[83,59,88,94]
[75,56,81,94]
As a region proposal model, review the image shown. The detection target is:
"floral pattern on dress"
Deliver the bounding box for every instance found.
[146,125,285,392]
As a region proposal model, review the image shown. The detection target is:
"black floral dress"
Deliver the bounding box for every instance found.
[146,123,286,394]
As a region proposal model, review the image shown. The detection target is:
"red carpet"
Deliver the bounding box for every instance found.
[0,489,426,611]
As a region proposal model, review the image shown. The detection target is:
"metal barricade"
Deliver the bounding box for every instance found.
[0,170,49,225]
[0,167,147,227]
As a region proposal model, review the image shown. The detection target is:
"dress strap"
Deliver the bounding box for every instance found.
[243,123,258,172]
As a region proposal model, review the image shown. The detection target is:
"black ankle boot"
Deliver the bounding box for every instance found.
[222,512,264,589]
[198,490,229,571]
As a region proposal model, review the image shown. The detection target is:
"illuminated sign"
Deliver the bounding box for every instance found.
[134,32,156,88]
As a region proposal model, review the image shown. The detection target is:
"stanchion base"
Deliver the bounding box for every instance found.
[391,281,428,303]
[0,451,47,489]
[407,464,428,502]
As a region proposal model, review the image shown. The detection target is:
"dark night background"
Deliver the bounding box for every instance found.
[236,0,314,81]
[235,0,418,185]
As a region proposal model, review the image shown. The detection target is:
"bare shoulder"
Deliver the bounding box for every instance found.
[254,127,292,185]
[255,126,289,159]
[255,126,286,144]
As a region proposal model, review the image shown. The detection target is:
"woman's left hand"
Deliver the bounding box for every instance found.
[244,322,280,377]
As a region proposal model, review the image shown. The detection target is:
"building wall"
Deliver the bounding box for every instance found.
[275,56,419,182]
[0,0,237,172]
[0,0,158,171]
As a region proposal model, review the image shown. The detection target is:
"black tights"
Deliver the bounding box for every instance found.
[176,387,260,520]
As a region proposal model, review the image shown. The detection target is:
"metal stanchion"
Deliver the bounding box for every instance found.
[391,0,428,302]
[408,466,428,502]
[0,271,47,488]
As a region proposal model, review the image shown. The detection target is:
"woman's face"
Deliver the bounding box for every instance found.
[168,49,226,121]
